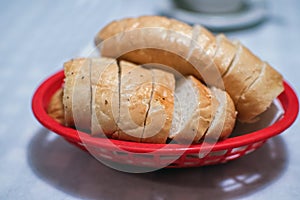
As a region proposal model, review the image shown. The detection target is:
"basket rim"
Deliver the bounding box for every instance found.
[32,70,299,154]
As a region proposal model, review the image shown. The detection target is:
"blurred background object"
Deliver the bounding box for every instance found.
[162,0,268,31]
[173,0,245,13]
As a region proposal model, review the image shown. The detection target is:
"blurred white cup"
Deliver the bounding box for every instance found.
[174,0,244,13]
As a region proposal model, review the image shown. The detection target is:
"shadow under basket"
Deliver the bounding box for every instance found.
[32,70,299,168]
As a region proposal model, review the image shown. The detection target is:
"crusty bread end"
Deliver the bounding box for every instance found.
[47,88,64,124]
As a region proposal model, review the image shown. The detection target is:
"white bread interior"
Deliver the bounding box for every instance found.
[205,87,237,141]
[169,76,213,143]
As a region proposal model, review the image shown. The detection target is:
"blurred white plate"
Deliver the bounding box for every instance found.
[162,0,267,31]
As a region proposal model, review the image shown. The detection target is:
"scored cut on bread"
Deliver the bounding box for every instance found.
[205,87,237,141]
[63,58,91,131]
[47,88,64,124]
[95,15,284,123]
[169,75,213,143]
[117,60,153,142]
[213,34,238,76]
[187,25,217,83]
[222,42,264,104]
[193,25,217,59]
[142,68,175,143]
[236,62,284,122]
[91,57,119,137]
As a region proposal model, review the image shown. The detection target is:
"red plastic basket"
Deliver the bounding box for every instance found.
[32,70,299,168]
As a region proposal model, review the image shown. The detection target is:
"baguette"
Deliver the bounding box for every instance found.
[97,16,204,81]
[47,57,237,143]
[95,15,284,122]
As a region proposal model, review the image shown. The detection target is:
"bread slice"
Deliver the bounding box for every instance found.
[192,31,231,88]
[91,58,119,137]
[194,25,217,59]
[198,34,238,88]
[222,43,264,104]
[213,34,238,76]
[169,76,213,143]
[187,25,217,82]
[204,87,236,141]
[142,68,175,143]
[47,88,64,124]
[236,62,284,122]
[117,61,153,142]
[63,58,91,131]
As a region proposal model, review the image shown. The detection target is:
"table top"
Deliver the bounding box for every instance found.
[1,0,299,199]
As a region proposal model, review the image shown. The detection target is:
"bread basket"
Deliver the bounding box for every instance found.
[32,70,298,168]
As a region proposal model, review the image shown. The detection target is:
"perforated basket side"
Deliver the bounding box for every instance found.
[64,137,267,168]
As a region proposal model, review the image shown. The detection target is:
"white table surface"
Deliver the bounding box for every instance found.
[0,0,299,199]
